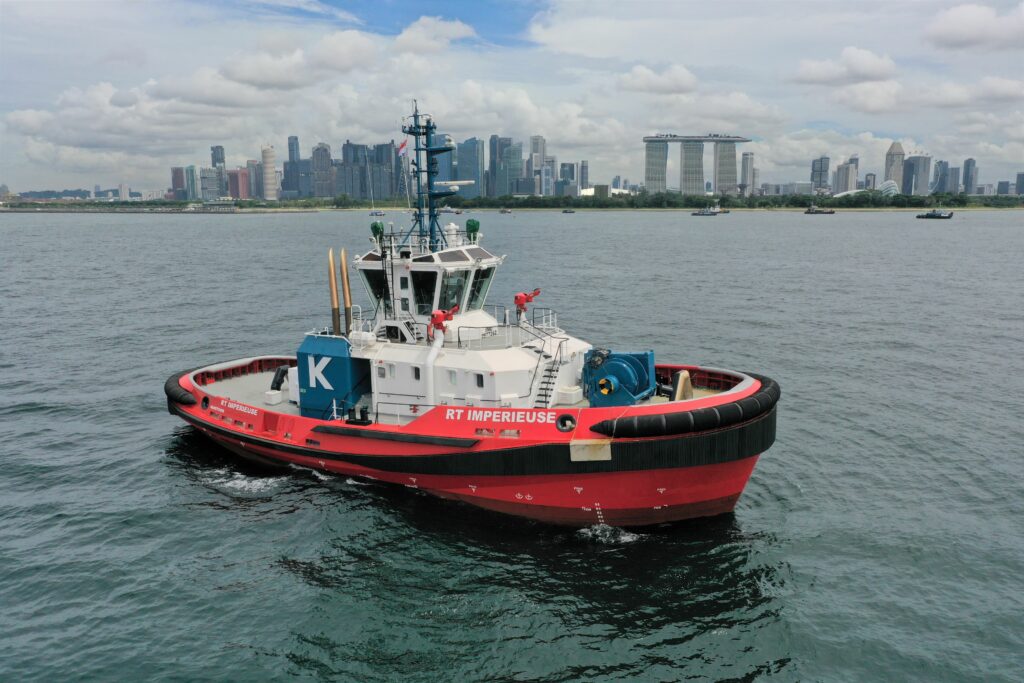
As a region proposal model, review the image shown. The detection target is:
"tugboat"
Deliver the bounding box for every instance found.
[499,207,513,214]
[917,209,953,219]
[562,208,576,214]
[165,104,780,528]
[805,204,835,214]
[691,206,719,216]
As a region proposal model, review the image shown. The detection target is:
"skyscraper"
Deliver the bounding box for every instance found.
[864,173,877,190]
[456,137,484,199]
[1016,172,1024,195]
[834,158,857,193]
[963,158,978,194]
[288,136,300,164]
[311,143,333,197]
[713,142,737,194]
[170,167,186,200]
[932,160,950,193]
[740,152,755,196]
[644,141,668,193]
[261,146,277,201]
[811,156,830,190]
[496,142,523,197]
[227,168,250,199]
[884,142,905,190]
[199,168,220,200]
[902,155,931,196]
[184,165,198,200]
[246,160,261,198]
[211,145,225,168]
[681,141,704,194]
[488,135,511,198]
[579,160,589,190]
[948,167,961,194]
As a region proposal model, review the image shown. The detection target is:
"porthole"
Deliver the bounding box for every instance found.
[201,396,210,410]
[556,414,577,432]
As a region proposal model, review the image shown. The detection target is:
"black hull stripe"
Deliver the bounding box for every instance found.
[170,401,776,477]
[311,424,479,448]
[590,373,781,438]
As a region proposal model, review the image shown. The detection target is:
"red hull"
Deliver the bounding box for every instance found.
[166,358,778,528]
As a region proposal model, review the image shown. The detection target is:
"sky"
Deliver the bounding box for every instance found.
[1,0,1022,192]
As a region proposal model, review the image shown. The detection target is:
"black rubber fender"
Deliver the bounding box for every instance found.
[589,373,780,438]
[164,369,198,410]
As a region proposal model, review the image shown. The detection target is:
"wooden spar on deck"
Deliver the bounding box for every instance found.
[328,248,341,335]
[340,247,353,334]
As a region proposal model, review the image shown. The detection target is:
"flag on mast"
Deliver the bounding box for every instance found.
[397,139,408,157]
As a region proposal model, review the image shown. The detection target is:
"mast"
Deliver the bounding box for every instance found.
[401,100,456,252]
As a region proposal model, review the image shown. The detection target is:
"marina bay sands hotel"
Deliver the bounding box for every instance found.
[644,134,751,195]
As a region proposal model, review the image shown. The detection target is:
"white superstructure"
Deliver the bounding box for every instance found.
[343,224,591,424]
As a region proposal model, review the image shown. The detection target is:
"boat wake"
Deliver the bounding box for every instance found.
[204,468,287,496]
[576,524,642,544]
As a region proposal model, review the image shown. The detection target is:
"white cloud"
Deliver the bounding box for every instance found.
[394,17,474,54]
[249,0,360,23]
[618,65,698,94]
[833,80,904,113]
[796,47,896,84]
[924,2,1024,50]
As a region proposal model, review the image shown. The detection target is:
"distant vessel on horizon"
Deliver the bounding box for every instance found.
[917,209,953,219]
[805,204,835,215]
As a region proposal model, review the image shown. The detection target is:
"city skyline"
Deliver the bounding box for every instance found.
[1,1,1023,191]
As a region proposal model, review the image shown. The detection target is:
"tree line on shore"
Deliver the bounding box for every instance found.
[5,191,1021,210]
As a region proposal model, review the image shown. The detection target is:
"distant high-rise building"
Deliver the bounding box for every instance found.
[751,168,759,193]
[644,141,668,193]
[487,135,511,198]
[118,183,129,201]
[740,152,755,196]
[996,180,1011,195]
[962,158,978,194]
[261,146,277,200]
[311,143,333,197]
[681,141,704,194]
[288,136,300,164]
[902,155,931,196]
[811,156,830,190]
[947,167,961,194]
[933,160,950,193]
[227,168,250,199]
[579,160,589,190]
[184,166,198,200]
[864,173,877,190]
[1015,172,1024,195]
[884,142,905,190]
[834,158,858,193]
[170,167,186,200]
[559,163,576,182]
[211,145,225,168]
[611,175,621,189]
[528,135,546,178]
[199,168,220,200]
[713,142,737,194]
[246,160,261,198]
[496,142,523,197]
[456,137,484,199]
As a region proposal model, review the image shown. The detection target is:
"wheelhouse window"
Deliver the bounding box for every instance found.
[411,271,437,316]
[467,267,494,310]
[360,270,392,315]
[438,270,469,311]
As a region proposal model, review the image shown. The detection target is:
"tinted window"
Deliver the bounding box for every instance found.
[438,270,469,310]
[411,270,437,315]
[467,267,494,310]
[466,247,493,260]
[361,270,391,315]
[438,250,468,263]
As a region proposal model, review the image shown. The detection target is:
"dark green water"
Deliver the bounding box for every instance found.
[1,210,1022,681]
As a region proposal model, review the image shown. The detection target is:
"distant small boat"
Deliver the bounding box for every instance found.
[562,209,575,214]
[500,208,513,214]
[691,206,718,216]
[917,209,953,219]
[369,209,386,216]
[805,205,835,214]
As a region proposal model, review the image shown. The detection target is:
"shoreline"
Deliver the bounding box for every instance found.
[1,205,1021,214]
